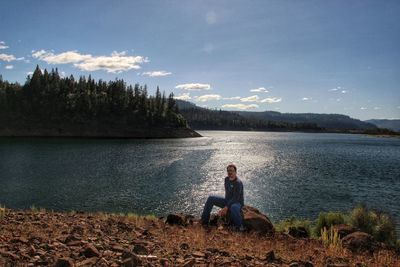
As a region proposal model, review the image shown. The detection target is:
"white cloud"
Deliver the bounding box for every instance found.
[175,83,211,91]
[301,97,311,101]
[0,53,16,62]
[240,95,260,102]
[32,50,92,64]
[26,71,33,76]
[373,107,381,110]
[205,11,217,25]
[141,70,172,77]
[260,97,282,103]
[222,103,259,110]
[174,93,192,101]
[360,107,367,110]
[5,65,14,69]
[0,41,9,49]
[223,96,241,100]
[75,54,148,73]
[196,94,221,102]
[111,51,127,56]
[341,90,348,94]
[398,106,400,109]
[250,87,269,93]
[32,49,148,73]
[329,86,341,91]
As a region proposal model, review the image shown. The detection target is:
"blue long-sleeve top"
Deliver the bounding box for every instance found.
[224,176,244,209]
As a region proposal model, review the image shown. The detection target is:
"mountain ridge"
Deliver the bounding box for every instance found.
[175,100,399,134]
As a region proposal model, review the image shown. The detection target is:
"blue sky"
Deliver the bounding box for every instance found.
[1,0,399,120]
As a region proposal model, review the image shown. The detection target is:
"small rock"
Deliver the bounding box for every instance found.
[133,244,148,255]
[165,214,188,226]
[288,226,309,238]
[66,240,81,247]
[265,250,275,262]
[76,257,98,267]
[160,258,170,267]
[183,258,196,267]
[64,234,81,244]
[98,258,109,266]
[245,254,253,260]
[111,245,125,252]
[103,250,113,257]
[192,251,205,258]
[54,257,75,267]
[83,244,100,258]
[120,252,142,267]
[70,225,84,235]
[180,243,189,250]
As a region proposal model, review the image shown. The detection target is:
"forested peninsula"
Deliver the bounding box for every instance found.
[0,66,200,138]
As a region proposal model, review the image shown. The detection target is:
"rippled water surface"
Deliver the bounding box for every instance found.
[1,131,399,227]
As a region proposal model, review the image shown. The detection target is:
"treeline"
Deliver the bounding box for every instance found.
[178,103,322,131]
[0,66,187,132]
[176,100,399,135]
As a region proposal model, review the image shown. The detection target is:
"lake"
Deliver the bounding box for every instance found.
[1,131,399,230]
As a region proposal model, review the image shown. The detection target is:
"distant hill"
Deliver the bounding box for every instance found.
[175,100,321,131]
[237,111,376,130]
[175,100,379,132]
[366,119,400,132]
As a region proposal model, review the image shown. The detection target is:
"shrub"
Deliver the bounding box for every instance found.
[350,205,397,246]
[315,211,346,236]
[374,212,397,245]
[350,205,376,234]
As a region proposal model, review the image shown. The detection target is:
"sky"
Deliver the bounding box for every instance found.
[1,0,399,120]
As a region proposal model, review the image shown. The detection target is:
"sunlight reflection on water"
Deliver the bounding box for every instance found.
[0,131,399,231]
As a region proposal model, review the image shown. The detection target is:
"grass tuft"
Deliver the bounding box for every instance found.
[315,211,346,236]
[0,204,5,218]
[30,205,46,213]
[321,226,342,249]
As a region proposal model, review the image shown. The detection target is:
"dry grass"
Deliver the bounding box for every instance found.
[0,204,5,218]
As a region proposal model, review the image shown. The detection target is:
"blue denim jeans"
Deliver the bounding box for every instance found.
[201,195,242,228]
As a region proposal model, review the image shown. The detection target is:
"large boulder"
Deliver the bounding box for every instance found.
[342,231,377,252]
[242,205,274,234]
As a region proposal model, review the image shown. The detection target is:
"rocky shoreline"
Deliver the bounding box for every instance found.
[0,207,398,267]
